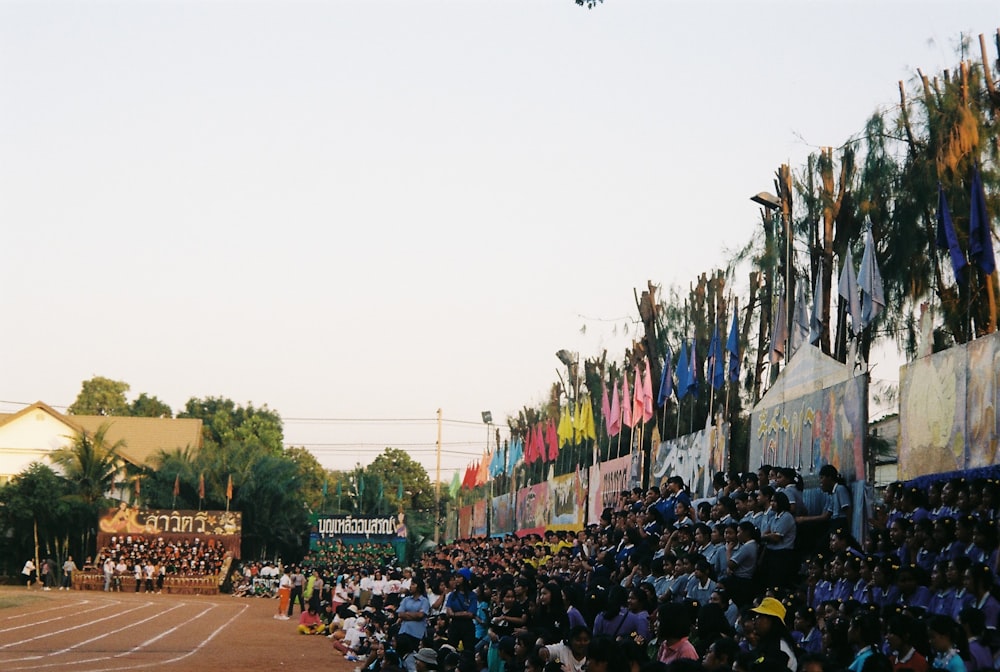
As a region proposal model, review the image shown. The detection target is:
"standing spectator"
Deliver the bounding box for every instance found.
[61,555,78,590]
[22,558,36,589]
[275,567,292,620]
[287,566,306,617]
[397,577,430,655]
[445,572,478,652]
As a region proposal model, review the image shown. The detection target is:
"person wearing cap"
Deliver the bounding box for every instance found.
[414,648,439,672]
[749,597,797,672]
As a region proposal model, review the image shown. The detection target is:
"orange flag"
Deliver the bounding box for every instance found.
[198,473,205,500]
[134,477,140,496]
[226,474,233,501]
[173,474,180,497]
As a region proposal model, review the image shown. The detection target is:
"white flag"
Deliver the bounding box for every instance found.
[838,247,862,336]
[858,225,885,328]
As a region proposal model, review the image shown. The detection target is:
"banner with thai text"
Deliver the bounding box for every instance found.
[312,514,408,540]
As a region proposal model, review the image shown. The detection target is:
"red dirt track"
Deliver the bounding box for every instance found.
[0,587,353,672]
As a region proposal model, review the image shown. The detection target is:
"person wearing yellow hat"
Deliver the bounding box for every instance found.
[749,598,797,672]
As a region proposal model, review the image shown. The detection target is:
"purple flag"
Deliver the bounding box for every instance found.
[937,183,969,284]
[970,166,997,275]
[657,346,673,407]
[726,309,740,383]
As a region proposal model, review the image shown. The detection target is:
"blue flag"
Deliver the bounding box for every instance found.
[687,338,699,398]
[726,309,740,383]
[937,183,968,284]
[708,325,724,390]
[675,341,690,400]
[657,346,673,407]
[970,165,997,274]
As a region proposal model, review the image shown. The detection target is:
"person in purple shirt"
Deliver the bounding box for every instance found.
[894,564,932,611]
[947,557,975,621]
[964,563,1000,632]
[592,586,649,642]
[928,561,955,616]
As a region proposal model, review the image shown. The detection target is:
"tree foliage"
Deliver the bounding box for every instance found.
[67,376,131,416]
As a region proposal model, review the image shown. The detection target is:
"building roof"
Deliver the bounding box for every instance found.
[0,401,203,467]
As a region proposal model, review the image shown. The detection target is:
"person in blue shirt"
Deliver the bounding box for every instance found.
[397,577,431,661]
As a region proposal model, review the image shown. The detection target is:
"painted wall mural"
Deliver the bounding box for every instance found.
[548,469,587,531]
[491,494,515,536]
[899,331,1000,480]
[650,423,729,498]
[515,482,549,536]
[750,376,866,484]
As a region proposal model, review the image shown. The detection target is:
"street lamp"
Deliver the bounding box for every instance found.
[751,189,791,378]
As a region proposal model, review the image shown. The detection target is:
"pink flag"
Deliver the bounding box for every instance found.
[601,384,611,429]
[642,358,655,423]
[621,377,633,429]
[526,425,538,464]
[608,384,621,437]
[546,419,559,461]
[632,365,644,427]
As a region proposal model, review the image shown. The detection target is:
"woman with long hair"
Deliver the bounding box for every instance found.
[530,582,569,644]
[963,563,1000,630]
[592,585,648,643]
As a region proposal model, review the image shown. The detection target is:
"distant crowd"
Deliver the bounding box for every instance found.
[265,466,1000,672]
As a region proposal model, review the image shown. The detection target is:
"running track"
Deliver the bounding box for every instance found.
[0,588,344,672]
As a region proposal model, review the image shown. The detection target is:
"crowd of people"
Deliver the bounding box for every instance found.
[269,464,1000,672]
[87,534,229,591]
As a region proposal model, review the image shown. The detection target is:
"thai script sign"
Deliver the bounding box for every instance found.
[98,505,241,537]
[314,514,407,540]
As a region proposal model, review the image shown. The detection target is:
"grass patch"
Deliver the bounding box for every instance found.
[0,590,50,610]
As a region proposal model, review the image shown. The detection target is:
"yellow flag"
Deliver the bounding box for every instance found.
[557,405,574,446]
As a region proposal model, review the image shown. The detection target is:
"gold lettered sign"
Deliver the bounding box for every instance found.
[98,505,242,537]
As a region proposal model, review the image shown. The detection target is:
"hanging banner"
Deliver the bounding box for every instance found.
[472,501,488,537]
[596,455,634,514]
[491,494,515,536]
[458,505,473,539]
[650,422,729,499]
[97,506,242,558]
[548,469,587,531]
[515,482,549,537]
[587,465,603,525]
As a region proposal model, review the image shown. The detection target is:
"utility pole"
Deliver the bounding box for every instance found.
[434,408,442,545]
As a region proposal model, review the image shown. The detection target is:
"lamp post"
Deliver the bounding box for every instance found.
[751,190,789,384]
[482,411,492,536]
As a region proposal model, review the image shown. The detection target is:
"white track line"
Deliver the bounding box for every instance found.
[0,599,98,622]
[0,602,151,650]
[48,603,250,672]
[2,603,198,670]
[0,602,119,635]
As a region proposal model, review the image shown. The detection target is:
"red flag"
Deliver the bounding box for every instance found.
[173,474,180,497]
[546,419,559,461]
[226,474,233,501]
[198,473,205,500]
[525,426,537,464]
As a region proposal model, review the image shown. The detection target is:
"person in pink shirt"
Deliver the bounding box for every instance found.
[656,603,698,665]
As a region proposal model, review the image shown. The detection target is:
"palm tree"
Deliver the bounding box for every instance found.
[52,424,125,507]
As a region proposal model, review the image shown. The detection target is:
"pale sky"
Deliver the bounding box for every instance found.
[0,1,995,477]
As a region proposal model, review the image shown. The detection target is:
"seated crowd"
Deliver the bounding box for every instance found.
[276,465,1000,672]
[88,534,229,591]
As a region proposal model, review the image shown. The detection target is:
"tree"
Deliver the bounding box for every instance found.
[284,446,329,513]
[129,393,173,418]
[362,448,434,514]
[52,424,125,508]
[179,397,284,455]
[235,454,310,561]
[67,376,131,416]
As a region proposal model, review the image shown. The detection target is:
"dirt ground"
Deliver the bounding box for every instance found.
[0,586,356,672]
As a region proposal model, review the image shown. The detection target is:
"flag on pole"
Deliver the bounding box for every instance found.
[397,478,404,501]
[580,396,597,440]
[708,325,725,390]
[790,280,810,356]
[449,470,460,498]
[810,261,824,345]
[631,365,644,427]
[621,377,634,429]
[198,472,205,500]
[641,359,655,422]
[727,310,740,383]
[657,346,673,407]
[858,224,885,328]
[970,166,997,274]
[676,341,690,400]
[337,481,342,500]
[601,384,611,430]
[322,479,328,498]
[135,476,141,497]
[547,418,560,461]
[769,294,787,364]
[608,384,621,437]
[558,405,574,447]
[173,473,180,497]
[507,437,523,469]
[937,183,969,284]
[687,338,699,398]
[226,474,233,501]
[838,247,862,336]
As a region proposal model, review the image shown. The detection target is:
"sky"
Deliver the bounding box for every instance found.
[0,1,996,478]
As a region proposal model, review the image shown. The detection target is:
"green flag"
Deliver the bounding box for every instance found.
[377,478,385,501]
[397,478,404,501]
[337,481,342,499]
[322,480,328,498]
[449,470,460,498]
